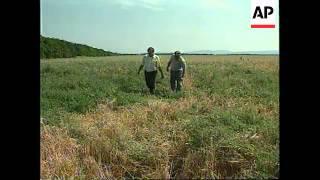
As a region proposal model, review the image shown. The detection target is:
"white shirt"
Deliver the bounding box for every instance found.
[141,54,161,72]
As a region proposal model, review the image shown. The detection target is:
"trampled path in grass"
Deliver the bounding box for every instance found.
[41,55,279,179]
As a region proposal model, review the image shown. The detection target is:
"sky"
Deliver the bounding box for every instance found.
[41,0,279,54]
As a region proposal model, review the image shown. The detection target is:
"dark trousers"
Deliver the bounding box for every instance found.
[144,70,157,94]
[170,70,183,91]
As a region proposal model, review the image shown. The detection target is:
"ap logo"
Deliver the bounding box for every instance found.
[251,0,276,28]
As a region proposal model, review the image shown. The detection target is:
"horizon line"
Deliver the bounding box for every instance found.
[41,35,279,55]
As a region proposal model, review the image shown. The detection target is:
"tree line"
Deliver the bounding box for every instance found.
[40,35,118,59]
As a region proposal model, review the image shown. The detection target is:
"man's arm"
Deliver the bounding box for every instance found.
[138,56,145,74]
[157,57,165,78]
[138,65,144,74]
[182,59,186,78]
[159,66,164,79]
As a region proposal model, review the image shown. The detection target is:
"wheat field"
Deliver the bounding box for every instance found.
[41,55,279,179]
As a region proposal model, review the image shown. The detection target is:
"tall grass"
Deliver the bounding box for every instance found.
[41,55,279,179]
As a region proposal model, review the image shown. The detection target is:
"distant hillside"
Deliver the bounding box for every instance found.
[232,50,279,55]
[40,35,118,59]
[187,50,278,55]
[187,50,232,54]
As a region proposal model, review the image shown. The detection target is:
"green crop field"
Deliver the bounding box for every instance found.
[41,55,279,179]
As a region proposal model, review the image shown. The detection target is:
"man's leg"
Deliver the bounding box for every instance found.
[176,70,183,91]
[144,71,149,87]
[170,71,176,91]
[149,71,157,94]
[145,71,152,93]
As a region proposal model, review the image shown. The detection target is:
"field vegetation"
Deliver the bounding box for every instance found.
[41,55,279,179]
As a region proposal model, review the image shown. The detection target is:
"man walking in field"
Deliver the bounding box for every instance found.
[167,51,186,92]
[138,47,164,94]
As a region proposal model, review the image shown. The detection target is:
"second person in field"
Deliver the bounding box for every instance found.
[167,51,187,92]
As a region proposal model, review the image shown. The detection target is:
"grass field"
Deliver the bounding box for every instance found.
[41,55,279,179]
